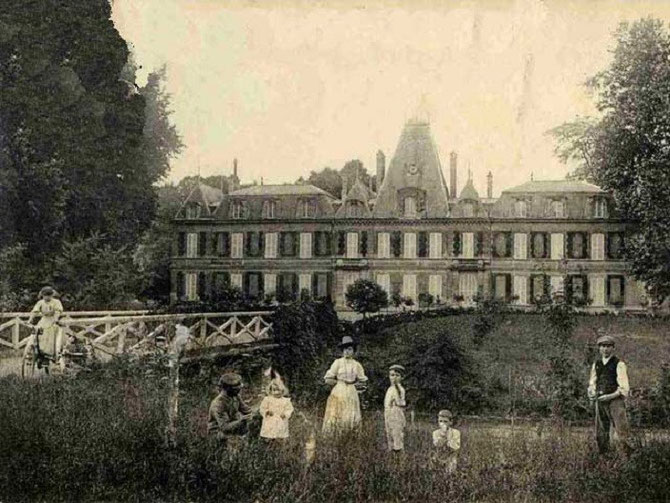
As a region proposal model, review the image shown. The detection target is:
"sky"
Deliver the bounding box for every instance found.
[112,0,670,196]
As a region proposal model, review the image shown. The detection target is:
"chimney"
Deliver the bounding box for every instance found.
[233,158,238,177]
[487,171,493,199]
[376,150,385,188]
[449,152,458,199]
[230,158,240,192]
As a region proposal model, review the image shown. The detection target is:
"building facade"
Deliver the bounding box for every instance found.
[170,119,646,312]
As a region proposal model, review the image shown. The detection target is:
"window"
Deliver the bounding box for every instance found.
[429,233,442,259]
[493,232,511,258]
[246,232,262,257]
[513,275,528,305]
[377,232,390,258]
[185,273,198,301]
[551,200,565,218]
[230,273,243,289]
[550,276,564,296]
[462,232,474,259]
[231,233,244,259]
[264,274,277,296]
[297,199,315,218]
[343,273,357,297]
[607,233,624,259]
[299,273,311,294]
[531,233,547,259]
[247,272,261,298]
[404,196,417,218]
[262,200,276,219]
[300,233,312,259]
[568,232,587,259]
[376,273,390,295]
[591,233,605,261]
[314,232,331,256]
[531,275,547,302]
[402,274,417,301]
[265,233,278,258]
[568,275,587,303]
[346,232,359,258]
[403,233,417,259]
[231,201,245,219]
[462,203,474,217]
[590,275,605,307]
[514,200,527,218]
[186,233,198,258]
[607,276,624,306]
[185,204,200,219]
[494,274,509,300]
[513,233,527,260]
[316,273,329,298]
[459,273,478,304]
[280,232,297,257]
[429,275,442,300]
[594,198,607,218]
[550,233,564,260]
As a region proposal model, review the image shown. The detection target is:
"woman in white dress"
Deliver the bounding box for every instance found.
[322,336,368,434]
[27,286,64,357]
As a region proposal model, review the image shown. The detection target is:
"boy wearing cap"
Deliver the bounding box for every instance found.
[208,372,255,451]
[432,409,461,474]
[385,364,407,452]
[587,334,632,455]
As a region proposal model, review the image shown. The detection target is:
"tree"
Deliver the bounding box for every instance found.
[345,279,388,317]
[549,19,670,302]
[340,159,371,193]
[305,167,342,198]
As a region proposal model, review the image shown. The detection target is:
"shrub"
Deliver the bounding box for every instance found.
[345,279,388,316]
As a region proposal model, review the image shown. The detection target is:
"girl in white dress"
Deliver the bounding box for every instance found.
[259,381,294,441]
[322,336,368,434]
[384,364,407,452]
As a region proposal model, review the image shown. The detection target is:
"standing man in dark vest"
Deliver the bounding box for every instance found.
[587,334,632,455]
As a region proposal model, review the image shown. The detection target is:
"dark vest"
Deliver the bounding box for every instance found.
[595,356,620,395]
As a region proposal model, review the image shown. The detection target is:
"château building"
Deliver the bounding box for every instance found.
[170,119,647,311]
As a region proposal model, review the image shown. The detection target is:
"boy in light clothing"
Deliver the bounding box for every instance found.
[432,409,461,473]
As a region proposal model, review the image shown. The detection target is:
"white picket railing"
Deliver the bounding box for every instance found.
[0,311,273,356]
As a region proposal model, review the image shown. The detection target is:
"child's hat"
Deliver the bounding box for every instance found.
[389,364,405,374]
[339,335,356,348]
[39,286,57,298]
[438,409,453,419]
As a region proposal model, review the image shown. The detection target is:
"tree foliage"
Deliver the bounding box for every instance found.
[303,159,373,199]
[0,2,182,307]
[549,19,670,301]
[345,279,388,317]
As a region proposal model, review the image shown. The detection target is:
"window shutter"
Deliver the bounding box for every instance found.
[324,232,332,255]
[258,232,265,257]
[566,233,574,259]
[392,231,402,257]
[588,197,595,218]
[198,272,207,299]
[209,233,217,255]
[245,232,252,256]
[178,232,186,256]
[291,273,298,299]
[337,231,346,255]
[505,274,512,300]
[453,232,462,256]
[368,231,376,255]
[418,231,428,258]
[543,233,549,258]
[312,273,318,297]
[475,232,484,257]
[198,232,206,256]
[176,272,185,299]
[583,233,589,259]
[292,232,299,256]
[443,232,450,258]
[504,232,512,257]
[222,233,230,257]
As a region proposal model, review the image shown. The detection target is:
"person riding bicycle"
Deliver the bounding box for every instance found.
[26,286,65,370]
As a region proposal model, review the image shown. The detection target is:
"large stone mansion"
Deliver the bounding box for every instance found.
[170,119,646,311]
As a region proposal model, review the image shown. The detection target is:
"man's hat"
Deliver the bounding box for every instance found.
[389,364,405,374]
[339,336,356,348]
[596,335,616,346]
[218,372,242,388]
[438,409,453,420]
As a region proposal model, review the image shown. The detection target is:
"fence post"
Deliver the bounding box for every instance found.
[200,315,207,339]
[116,325,126,354]
[12,318,20,350]
[165,321,179,449]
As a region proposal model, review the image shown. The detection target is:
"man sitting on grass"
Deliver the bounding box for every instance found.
[587,333,632,456]
[208,372,255,452]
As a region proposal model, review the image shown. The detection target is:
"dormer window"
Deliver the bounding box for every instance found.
[462,203,474,217]
[297,199,315,218]
[185,203,200,219]
[262,200,276,219]
[231,201,245,219]
[404,196,417,218]
[514,199,528,218]
[594,198,608,218]
[551,200,565,218]
[346,200,366,217]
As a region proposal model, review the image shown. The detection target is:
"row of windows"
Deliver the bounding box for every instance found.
[229,199,316,220]
[509,198,608,219]
[178,230,625,261]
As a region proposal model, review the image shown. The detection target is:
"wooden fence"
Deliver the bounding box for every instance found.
[0,311,273,357]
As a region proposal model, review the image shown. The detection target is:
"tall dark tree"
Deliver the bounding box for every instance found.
[550,18,670,302]
[305,167,342,198]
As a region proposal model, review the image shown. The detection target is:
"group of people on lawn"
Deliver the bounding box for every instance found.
[24,287,633,463]
[208,330,633,465]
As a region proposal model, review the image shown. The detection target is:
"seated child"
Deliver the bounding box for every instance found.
[432,409,461,473]
[259,381,294,442]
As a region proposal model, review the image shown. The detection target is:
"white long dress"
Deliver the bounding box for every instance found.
[322,357,368,433]
[29,298,64,356]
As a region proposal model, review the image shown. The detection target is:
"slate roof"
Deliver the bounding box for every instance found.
[459,178,480,200]
[229,184,337,199]
[503,180,604,194]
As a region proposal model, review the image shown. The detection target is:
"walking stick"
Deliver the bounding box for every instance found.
[593,398,599,446]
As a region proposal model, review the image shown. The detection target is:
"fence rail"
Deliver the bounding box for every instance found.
[0,311,274,356]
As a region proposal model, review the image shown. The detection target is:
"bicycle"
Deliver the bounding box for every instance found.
[22,325,63,379]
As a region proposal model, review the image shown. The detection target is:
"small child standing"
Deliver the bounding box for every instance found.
[259,381,294,442]
[384,364,407,452]
[432,409,461,474]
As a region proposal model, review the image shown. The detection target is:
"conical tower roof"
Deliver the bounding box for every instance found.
[459,175,480,201]
[373,120,450,217]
